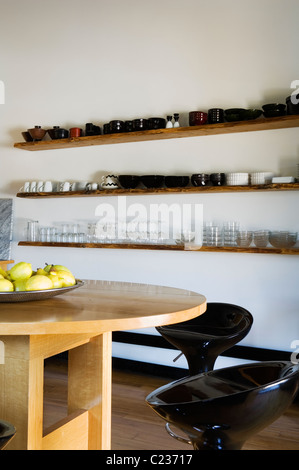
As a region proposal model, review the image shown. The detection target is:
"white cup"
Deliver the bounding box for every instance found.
[20,181,30,193]
[75,181,88,191]
[101,175,119,188]
[30,181,37,192]
[86,182,98,191]
[60,182,71,191]
[44,181,53,192]
[37,181,44,191]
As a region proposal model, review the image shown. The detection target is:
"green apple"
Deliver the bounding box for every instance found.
[47,272,63,288]
[0,279,14,292]
[25,275,53,291]
[13,279,27,291]
[50,264,72,273]
[55,270,76,287]
[0,267,8,279]
[9,262,32,281]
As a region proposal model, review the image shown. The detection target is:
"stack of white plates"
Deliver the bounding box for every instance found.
[226,172,249,185]
[250,172,274,185]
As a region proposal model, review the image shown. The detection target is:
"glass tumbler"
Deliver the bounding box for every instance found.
[27,220,39,241]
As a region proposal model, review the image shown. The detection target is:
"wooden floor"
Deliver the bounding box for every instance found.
[43,358,299,451]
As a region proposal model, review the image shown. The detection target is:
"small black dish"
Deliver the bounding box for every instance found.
[118,175,140,189]
[165,176,189,188]
[140,175,164,188]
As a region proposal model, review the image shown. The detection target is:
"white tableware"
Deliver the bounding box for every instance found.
[60,182,71,192]
[101,175,119,189]
[30,181,37,192]
[86,182,98,191]
[43,181,53,192]
[37,181,44,191]
[19,181,30,193]
[75,181,88,191]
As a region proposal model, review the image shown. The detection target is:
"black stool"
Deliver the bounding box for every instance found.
[0,419,16,450]
[146,361,299,450]
[156,303,253,375]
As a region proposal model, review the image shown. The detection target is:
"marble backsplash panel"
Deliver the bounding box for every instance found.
[0,199,13,259]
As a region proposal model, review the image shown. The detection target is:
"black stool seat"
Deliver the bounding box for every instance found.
[156,302,253,375]
[146,361,299,450]
[0,419,16,450]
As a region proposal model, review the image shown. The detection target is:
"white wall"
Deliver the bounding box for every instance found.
[1,0,299,367]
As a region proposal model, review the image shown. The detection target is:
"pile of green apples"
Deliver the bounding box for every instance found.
[0,261,76,292]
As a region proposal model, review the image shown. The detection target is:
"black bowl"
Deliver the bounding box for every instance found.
[262,103,286,117]
[165,176,189,188]
[191,173,210,186]
[148,117,166,129]
[118,175,140,189]
[140,175,164,188]
[240,109,263,120]
[224,108,246,122]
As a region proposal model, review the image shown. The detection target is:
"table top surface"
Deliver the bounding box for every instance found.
[0,279,206,335]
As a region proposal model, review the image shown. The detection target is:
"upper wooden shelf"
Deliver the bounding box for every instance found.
[14,115,299,151]
[16,182,299,198]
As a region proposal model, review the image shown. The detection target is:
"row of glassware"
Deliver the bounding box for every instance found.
[26,220,298,248]
[202,222,298,248]
[27,221,171,244]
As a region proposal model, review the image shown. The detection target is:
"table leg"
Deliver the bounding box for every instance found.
[0,335,44,450]
[68,332,112,450]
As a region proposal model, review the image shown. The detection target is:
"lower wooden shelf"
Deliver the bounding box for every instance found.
[18,241,299,255]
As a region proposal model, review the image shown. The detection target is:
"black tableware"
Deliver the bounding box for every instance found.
[210,173,226,186]
[165,176,189,188]
[132,119,149,131]
[191,173,210,186]
[148,117,166,129]
[286,95,299,115]
[140,175,164,188]
[118,175,140,189]
[262,103,286,117]
[208,108,224,124]
[110,120,124,133]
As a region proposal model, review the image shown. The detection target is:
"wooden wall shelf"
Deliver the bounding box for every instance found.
[16,182,299,199]
[14,115,299,151]
[0,260,14,270]
[18,241,299,255]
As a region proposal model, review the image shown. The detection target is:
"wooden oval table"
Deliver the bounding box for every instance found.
[0,279,206,450]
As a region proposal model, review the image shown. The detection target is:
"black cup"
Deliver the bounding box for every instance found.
[210,173,226,186]
[109,120,124,133]
[132,119,149,131]
[208,108,224,124]
[124,120,133,132]
[191,173,210,186]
